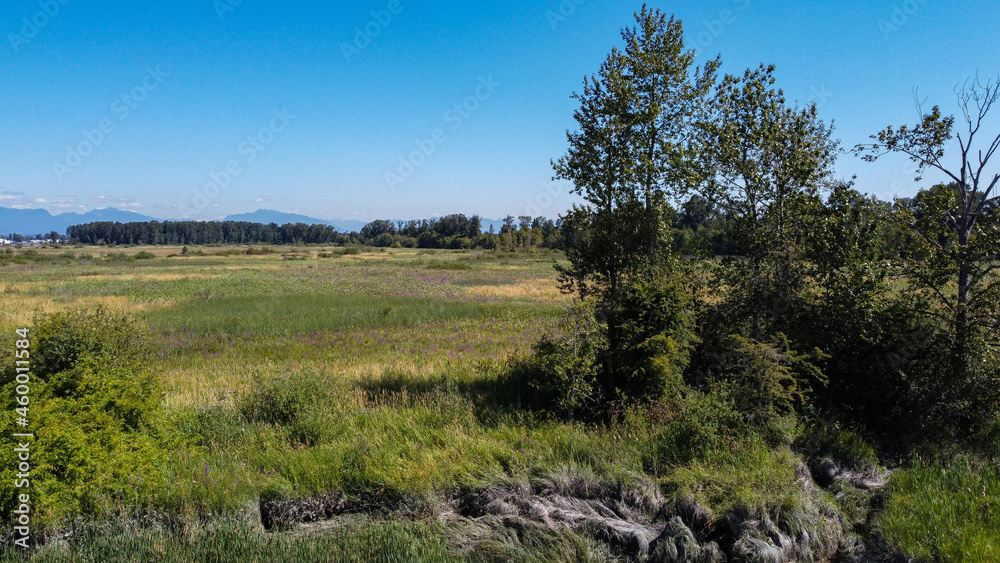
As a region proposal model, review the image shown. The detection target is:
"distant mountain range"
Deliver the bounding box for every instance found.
[0,207,159,237]
[0,207,506,237]
[221,210,367,232]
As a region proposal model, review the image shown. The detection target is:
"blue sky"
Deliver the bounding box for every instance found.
[1,0,997,221]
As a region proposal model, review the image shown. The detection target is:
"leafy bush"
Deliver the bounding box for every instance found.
[607,271,696,403]
[526,302,605,420]
[104,251,131,262]
[133,251,155,260]
[526,269,698,418]
[426,260,471,271]
[245,246,275,255]
[634,390,744,471]
[0,309,172,529]
[702,333,826,444]
[236,370,333,446]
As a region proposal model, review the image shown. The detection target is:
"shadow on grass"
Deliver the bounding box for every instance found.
[357,359,540,426]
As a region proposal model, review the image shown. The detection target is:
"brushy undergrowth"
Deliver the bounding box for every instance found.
[0,309,176,531]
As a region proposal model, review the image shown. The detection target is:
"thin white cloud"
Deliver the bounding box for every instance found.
[93,195,142,209]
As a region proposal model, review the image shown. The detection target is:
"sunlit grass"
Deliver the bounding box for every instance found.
[5,244,995,560]
[876,457,1000,562]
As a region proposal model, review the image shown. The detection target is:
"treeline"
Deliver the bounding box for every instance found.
[64,213,567,250]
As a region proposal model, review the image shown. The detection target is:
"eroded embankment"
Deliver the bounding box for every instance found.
[256,459,899,563]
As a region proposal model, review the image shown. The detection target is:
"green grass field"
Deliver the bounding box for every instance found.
[1,245,996,561]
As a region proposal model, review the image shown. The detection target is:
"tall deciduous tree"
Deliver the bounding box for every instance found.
[552,6,712,404]
[620,6,719,258]
[854,76,1000,353]
[554,5,718,301]
[554,45,642,303]
[697,64,838,339]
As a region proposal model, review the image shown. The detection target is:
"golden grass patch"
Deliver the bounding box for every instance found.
[461,279,567,301]
[0,294,173,330]
[161,357,456,408]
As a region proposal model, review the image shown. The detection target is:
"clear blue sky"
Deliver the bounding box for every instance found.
[1,0,997,221]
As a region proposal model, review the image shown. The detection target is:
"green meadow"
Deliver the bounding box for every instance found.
[0,245,996,561]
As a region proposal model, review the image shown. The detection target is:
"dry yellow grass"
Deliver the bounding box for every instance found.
[0,294,174,330]
[162,356,460,408]
[461,279,567,301]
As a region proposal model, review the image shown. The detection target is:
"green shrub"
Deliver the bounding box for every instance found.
[705,333,826,444]
[236,370,334,446]
[637,390,743,471]
[29,308,151,379]
[0,309,171,529]
[133,251,156,260]
[600,269,697,406]
[245,246,275,255]
[526,302,605,420]
[426,260,472,271]
[530,268,697,417]
[237,371,325,427]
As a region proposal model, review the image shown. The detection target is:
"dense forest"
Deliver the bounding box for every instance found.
[63,214,567,251]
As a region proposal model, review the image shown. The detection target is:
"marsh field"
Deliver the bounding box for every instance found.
[0,245,997,562]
